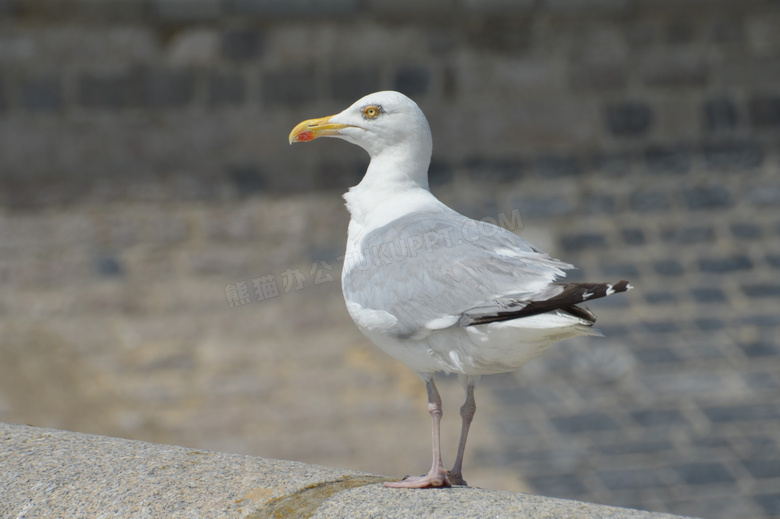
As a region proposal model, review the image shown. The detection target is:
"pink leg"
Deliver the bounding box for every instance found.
[449,376,477,486]
[384,376,452,488]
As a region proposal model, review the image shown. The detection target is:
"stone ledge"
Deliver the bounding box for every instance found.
[0,422,694,518]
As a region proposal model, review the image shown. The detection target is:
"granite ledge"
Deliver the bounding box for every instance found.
[0,422,695,518]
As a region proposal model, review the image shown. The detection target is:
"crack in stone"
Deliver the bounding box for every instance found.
[249,475,392,519]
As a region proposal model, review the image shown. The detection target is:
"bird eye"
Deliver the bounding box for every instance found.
[363,106,381,118]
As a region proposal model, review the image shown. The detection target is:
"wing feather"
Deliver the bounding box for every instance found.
[342,210,574,337]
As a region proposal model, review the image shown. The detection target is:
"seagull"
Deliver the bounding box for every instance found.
[289,91,631,489]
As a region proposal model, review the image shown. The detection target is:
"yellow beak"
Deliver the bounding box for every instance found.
[288,115,350,144]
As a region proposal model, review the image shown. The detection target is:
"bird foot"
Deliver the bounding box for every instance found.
[384,469,452,488]
[447,471,468,486]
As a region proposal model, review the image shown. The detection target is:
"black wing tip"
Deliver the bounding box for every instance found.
[612,280,632,293]
[460,279,632,328]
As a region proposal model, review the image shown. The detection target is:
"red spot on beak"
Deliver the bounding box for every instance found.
[295,131,315,142]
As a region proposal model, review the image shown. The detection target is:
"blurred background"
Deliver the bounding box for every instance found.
[1,0,779,517]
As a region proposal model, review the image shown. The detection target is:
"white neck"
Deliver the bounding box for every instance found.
[343,139,433,229]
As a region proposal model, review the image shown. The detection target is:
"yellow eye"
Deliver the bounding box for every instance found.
[363,106,380,118]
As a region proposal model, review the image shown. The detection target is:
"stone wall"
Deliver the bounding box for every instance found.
[2,0,780,205]
[1,2,780,519]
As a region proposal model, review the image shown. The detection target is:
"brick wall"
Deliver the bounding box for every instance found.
[1,2,780,518]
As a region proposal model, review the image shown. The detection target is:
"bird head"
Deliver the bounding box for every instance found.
[289,91,432,161]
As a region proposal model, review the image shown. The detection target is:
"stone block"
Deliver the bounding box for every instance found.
[427,160,453,186]
[740,341,778,358]
[623,19,655,50]
[634,347,680,363]
[605,101,654,137]
[512,195,572,219]
[653,260,684,276]
[598,469,665,490]
[593,152,636,175]
[730,222,761,240]
[581,194,617,214]
[262,67,316,107]
[313,160,365,191]
[695,318,725,331]
[641,53,709,88]
[153,0,222,21]
[227,163,266,195]
[465,18,532,54]
[742,283,780,298]
[461,0,536,16]
[601,263,640,278]
[681,186,732,210]
[0,75,6,112]
[642,320,679,334]
[719,57,780,88]
[84,0,150,21]
[78,70,140,108]
[545,0,631,12]
[767,254,780,269]
[743,372,779,390]
[532,154,582,178]
[367,0,456,20]
[550,412,619,434]
[466,156,524,183]
[208,72,246,106]
[702,141,764,171]
[699,255,752,273]
[746,436,779,456]
[703,403,780,422]
[702,98,738,132]
[755,494,780,516]
[328,68,381,103]
[166,29,220,66]
[22,76,62,112]
[742,314,780,328]
[393,66,430,97]
[660,226,715,244]
[691,437,731,449]
[492,385,562,405]
[569,60,629,91]
[632,409,687,427]
[690,287,727,303]
[620,228,645,245]
[629,190,671,213]
[141,70,195,108]
[664,21,695,45]
[673,463,735,485]
[597,323,629,336]
[221,29,264,61]
[94,254,124,277]
[227,0,358,17]
[0,0,19,15]
[747,183,780,206]
[559,232,607,252]
[644,146,691,174]
[748,94,780,127]
[742,459,780,479]
[644,292,677,305]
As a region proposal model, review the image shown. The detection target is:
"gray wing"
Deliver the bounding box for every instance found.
[342,210,573,338]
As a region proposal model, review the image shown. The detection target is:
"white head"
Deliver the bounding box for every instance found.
[289,91,433,186]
